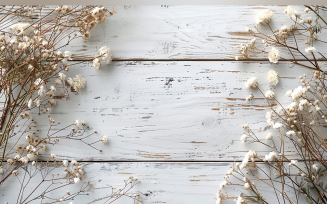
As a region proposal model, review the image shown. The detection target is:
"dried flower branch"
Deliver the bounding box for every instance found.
[236,5,327,72]
[218,5,327,204]
[0,5,139,204]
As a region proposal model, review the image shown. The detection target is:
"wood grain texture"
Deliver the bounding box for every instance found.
[3,60,318,161]
[1,6,326,204]
[0,162,294,204]
[64,5,327,60]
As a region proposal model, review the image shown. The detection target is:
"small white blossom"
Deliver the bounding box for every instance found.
[63,51,72,60]
[26,154,36,161]
[71,160,78,165]
[99,46,112,64]
[246,77,258,88]
[34,78,44,87]
[246,150,257,159]
[58,73,66,81]
[284,6,293,15]
[61,5,71,14]
[291,86,306,100]
[264,151,278,161]
[256,10,273,24]
[273,123,283,129]
[312,164,318,171]
[240,134,247,143]
[267,70,279,86]
[101,136,108,144]
[242,124,249,129]
[268,47,280,63]
[93,58,101,70]
[293,10,301,18]
[74,120,80,128]
[74,177,80,184]
[266,133,273,140]
[20,156,29,164]
[28,99,33,109]
[315,106,321,111]
[34,98,41,107]
[68,75,86,93]
[265,90,275,99]
[286,90,293,97]
[56,51,62,56]
[289,160,298,166]
[220,181,228,189]
[7,159,14,165]
[299,99,308,110]
[245,94,254,101]
[286,130,296,137]
[61,58,68,66]
[63,160,68,167]
[305,46,316,53]
[234,196,245,204]
[244,183,250,190]
[50,154,56,159]
[12,170,18,176]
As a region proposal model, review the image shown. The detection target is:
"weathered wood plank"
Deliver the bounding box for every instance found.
[0,162,294,204]
[3,61,317,161]
[62,5,327,60]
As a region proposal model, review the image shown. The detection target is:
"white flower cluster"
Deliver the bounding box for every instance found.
[291,86,306,100]
[240,134,247,143]
[265,90,275,99]
[93,46,112,69]
[265,111,274,126]
[61,159,84,184]
[273,122,283,129]
[267,70,279,86]
[67,75,87,93]
[284,6,293,16]
[220,180,228,189]
[266,133,273,140]
[82,7,108,39]
[273,25,294,42]
[268,47,280,63]
[236,38,256,60]
[305,46,316,53]
[263,151,278,162]
[28,78,57,109]
[246,77,258,88]
[91,7,108,24]
[245,94,254,101]
[9,23,34,36]
[5,134,45,168]
[256,10,273,25]
[101,136,108,144]
[234,196,245,204]
[55,5,71,14]
[240,150,257,169]
[289,160,298,166]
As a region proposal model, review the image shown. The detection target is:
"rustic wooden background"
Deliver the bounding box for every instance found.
[2,5,327,204]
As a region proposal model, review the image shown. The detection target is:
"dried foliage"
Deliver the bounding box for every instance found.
[0,5,141,203]
[219,5,327,204]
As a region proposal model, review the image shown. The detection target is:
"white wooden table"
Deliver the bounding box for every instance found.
[3,5,327,203]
